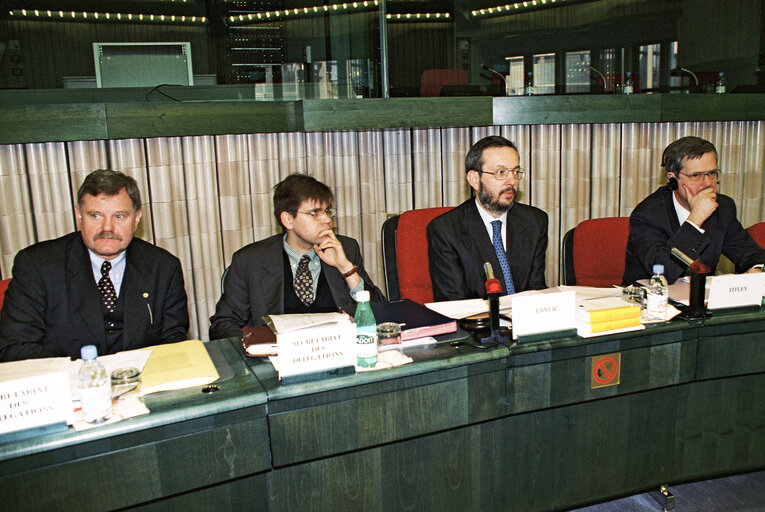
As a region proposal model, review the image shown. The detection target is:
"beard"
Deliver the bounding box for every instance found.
[478,180,516,215]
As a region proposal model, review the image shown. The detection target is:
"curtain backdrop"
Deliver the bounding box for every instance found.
[2,121,764,340]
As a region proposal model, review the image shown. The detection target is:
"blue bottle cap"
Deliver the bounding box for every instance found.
[80,345,98,361]
[653,264,664,274]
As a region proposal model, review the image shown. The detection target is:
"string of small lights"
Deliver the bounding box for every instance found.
[227,1,378,24]
[7,9,206,24]
[471,0,563,18]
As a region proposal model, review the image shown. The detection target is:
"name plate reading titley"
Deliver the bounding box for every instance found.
[707,273,765,310]
[274,315,357,379]
[0,363,74,435]
[511,290,576,340]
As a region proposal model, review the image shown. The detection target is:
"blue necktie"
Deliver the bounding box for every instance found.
[491,220,515,295]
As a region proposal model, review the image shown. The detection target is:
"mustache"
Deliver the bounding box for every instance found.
[93,232,122,242]
[501,185,517,196]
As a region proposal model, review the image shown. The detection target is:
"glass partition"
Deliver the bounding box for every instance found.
[0,0,762,97]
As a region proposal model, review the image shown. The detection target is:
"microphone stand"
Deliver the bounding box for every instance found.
[670,247,710,321]
[475,262,506,348]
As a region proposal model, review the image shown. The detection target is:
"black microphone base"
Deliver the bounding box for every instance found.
[476,328,510,348]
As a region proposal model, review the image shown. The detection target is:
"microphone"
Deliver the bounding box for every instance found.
[484,262,503,295]
[670,247,711,274]
[670,247,710,320]
[589,66,607,93]
[481,64,507,88]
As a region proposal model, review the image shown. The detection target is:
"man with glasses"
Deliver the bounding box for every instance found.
[622,136,765,285]
[427,135,548,300]
[209,173,383,339]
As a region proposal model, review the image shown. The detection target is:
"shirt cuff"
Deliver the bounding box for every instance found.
[685,220,705,234]
[349,280,364,299]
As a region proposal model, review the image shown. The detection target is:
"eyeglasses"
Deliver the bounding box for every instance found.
[678,169,720,182]
[479,167,525,180]
[295,207,335,219]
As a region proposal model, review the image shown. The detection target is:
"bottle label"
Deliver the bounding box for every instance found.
[356,332,377,358]
[646,292,667,320]
[80,385,113,423]
[623,85,633,94]
[716,85,726,94]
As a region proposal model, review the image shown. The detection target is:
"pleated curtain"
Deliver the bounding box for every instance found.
[2,121,764,340]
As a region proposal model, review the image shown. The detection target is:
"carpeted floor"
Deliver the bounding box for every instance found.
[570,471,765,511]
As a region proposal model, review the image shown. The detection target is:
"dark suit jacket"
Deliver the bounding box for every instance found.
[427,199,548,301]
[622,186,765,285]
[209,233,384,340]
[0,232,189,361]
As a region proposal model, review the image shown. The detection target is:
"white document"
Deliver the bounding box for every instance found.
[265,312,350,333]
[68,348,152,402]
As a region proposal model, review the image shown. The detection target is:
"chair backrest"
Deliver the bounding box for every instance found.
[0,278,11,319]
[748,222,765,249]
[381,207,453,304]
[562,217,630,287]
[420,69,469,97]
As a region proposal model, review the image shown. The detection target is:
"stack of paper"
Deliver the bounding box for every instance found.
[576,296,643,336]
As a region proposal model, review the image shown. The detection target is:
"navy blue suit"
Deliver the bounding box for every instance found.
[427,199,548,301]
[0,233,189,361]
[622,186,765,285]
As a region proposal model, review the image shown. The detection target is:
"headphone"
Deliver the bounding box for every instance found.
[666,176,678,191]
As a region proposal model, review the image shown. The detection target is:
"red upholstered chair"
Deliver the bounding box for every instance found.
[381,207,453,304]
[747,222,765,249]
[0,278,10,319]
[561,217,630,287]
[420,69,469,97]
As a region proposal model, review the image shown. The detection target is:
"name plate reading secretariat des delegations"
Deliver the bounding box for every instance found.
[275,315,357,379]
[511,290,576,339]
[0,358,75,435]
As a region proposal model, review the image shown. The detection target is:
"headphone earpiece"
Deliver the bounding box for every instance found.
[666,176,678,191]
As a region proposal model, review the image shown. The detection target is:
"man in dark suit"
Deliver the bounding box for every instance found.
[209,174,384,340]
[0,170,189,361]
[623,136,765,285]
[427,135,548,301]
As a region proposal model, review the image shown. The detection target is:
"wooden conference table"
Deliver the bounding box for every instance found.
[1,308,764,511]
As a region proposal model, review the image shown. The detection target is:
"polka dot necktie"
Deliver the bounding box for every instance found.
[98,261,117,312]
[491,220,516,295]
[294,255,314,306]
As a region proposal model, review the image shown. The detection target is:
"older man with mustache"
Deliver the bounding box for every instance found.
[427,135,549,301]
[0,169,189,361]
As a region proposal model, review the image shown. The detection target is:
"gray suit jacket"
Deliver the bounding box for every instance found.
[209,233,384,340]
[427,199,548,301]
[0,232,189,361]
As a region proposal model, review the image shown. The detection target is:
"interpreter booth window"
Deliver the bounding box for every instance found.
[232,7,380,100]
[599,48,617,92]
[565,50,591,94]
[668,41,685,92]
[639,43,661,92]
[533,53,555,95]
[505,56,525,96]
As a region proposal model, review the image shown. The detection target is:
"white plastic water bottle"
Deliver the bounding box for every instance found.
[354,290,378,368]
[715,72,727,94]
[623,72,634,94]
[79,345,113,423]
[646,264,669,321]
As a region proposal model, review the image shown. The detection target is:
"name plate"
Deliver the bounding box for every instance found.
[276,320,357,379]
[512,290,576,340]
[707,273,765,310]
[0,370,73,435]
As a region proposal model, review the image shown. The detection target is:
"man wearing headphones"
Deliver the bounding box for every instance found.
[622,135,765,285]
